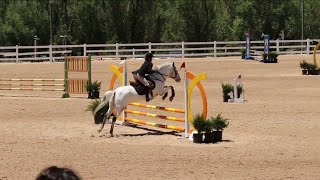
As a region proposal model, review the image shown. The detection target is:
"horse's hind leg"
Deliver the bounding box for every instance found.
[109,107,125,137]
[109,116,116,137]
[98,112,114,133]
[98,102,115,133]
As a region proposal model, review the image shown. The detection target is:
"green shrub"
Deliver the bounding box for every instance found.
[299,60,309,70]
[92,81,102,91]
[221,83,233,96]
[241,49,246,59]
[204,119,214,133]
[192,114,207,133]
[308,63,317,71]
[86,99,102,114]
[262,53,268,59]
[268,52,278,59]
[211,113,229,131]
[85,80,102,92]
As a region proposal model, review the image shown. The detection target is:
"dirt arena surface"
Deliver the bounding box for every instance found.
[0,56,319,179]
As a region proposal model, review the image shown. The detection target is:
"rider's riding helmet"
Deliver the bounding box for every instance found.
[145,52,154,61]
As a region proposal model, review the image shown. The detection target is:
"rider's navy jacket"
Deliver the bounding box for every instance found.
[132,61,153,77]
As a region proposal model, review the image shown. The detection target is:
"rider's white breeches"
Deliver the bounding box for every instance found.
[133,73,150,86]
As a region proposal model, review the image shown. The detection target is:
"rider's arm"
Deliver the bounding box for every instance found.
[147,63,153,73]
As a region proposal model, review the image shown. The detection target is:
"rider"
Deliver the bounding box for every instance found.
[132,52,154,102]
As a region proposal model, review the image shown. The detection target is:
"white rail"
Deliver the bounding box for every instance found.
[0,39,319,63]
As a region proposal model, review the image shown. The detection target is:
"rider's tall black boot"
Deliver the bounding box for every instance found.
[145,87,150,102]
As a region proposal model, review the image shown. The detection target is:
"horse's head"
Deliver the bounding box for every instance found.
[156,62,181,82]
[170,62,181,82]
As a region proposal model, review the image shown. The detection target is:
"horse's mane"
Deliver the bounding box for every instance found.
[154,62,172,72]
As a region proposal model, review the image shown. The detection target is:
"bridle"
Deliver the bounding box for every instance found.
[151,63,179,82]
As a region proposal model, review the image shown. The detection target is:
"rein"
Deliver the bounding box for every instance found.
[151,66,178,82]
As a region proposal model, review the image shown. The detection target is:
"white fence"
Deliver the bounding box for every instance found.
[0,39,319,63]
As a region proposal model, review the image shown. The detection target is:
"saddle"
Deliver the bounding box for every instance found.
[129,78,155,95]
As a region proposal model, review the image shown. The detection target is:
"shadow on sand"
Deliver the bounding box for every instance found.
[121,123,181,137]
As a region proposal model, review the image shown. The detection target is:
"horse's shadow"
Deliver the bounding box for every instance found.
[121,123,181,137]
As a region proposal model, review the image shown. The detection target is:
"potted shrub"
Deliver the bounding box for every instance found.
[92,81,102,98]
[265,52,278,63]
[268,52,278,63]
[85,80,102,99]
[85,82,94,99]
[241,49,246,59]
[203,119,214,143]
[299,60,308,75]
[262,53,268,63]
[211,113,229,143]
[221,83,233,102]
[307,63,318,75]
[191,114,206,143]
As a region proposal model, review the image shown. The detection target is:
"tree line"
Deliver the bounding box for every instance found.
[0,0,319,46]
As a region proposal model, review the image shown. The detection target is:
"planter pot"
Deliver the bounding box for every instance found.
[262,57,267,63]
[212,131,223,143]
[302,69,307,75]
[87,92,94,99]
[93,91,100,99]
[204,132,214,143]
[307,69,314,75]
[312,70,320,75]
[193,133,203,143]
[223,95,230,102]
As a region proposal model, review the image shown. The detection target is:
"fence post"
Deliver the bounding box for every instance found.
[15,45,19,63]
[306,39,310,55]
[83,44,87,56]
[214,41,217,58]
[276,39,280,53]
[148,42,151,53]
[133,48,135,60]
[49,44,53,62]
[182,41,185,58]
[116,43,119,60]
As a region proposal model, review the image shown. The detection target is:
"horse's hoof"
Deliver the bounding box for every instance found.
[110,134,114,137]
[97,129,102,133]
[169,97,173,101]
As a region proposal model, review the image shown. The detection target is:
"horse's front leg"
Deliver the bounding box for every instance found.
[168,86,175,101]
[161,86,175,101]
[161,86,170,101]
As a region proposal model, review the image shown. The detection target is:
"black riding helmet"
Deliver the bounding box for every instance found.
[145,52,154,61]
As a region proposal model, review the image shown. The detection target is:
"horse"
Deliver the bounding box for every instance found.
[94,62,181,137]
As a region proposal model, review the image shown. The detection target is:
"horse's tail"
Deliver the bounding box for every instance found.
[93,91,114,124]
[102,90,114,102]
[108,91,116,112]
[93,91,113,115]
